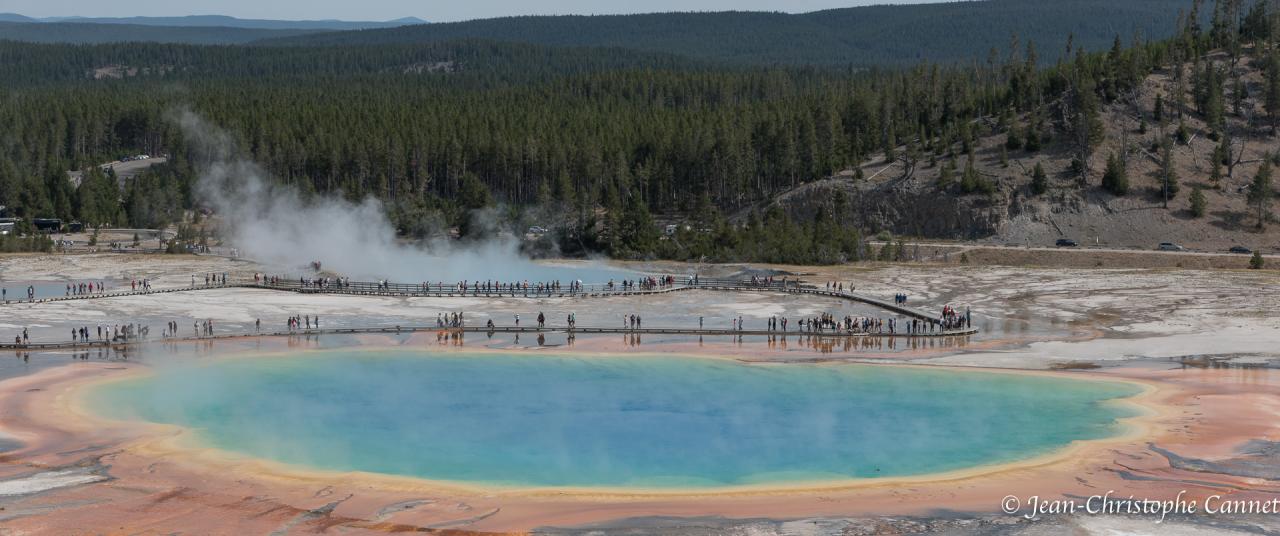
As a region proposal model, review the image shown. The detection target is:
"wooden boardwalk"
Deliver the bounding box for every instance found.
[1,277,977,350]
[0,280,690,305]
[0,284,233,305]
[244,279,962,328]
[0,323,977,351]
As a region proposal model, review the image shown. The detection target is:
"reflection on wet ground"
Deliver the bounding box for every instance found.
[2,330,978,376]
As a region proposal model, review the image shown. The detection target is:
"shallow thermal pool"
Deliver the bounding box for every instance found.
[88,351,1140,488]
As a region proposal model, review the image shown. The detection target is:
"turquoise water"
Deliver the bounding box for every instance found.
[89,352,1140,488]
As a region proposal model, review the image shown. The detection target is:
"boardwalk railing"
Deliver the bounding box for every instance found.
[248,279,695,298]
[247,277,972,333]
[0,283,235,306]
[0,277,801,304]
[0,322,977,351]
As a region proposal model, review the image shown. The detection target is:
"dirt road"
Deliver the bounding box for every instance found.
[868,240,1275,270]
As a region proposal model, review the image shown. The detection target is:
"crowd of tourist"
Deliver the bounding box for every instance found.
[3,283,101,302]
[613,275,677,291]
[0,279,169,303]
[747,275,795,288]
[437,312,465,328]
[251,273,716,298]
[939,305,972,331]
[65,281,109,296]
[822,281,852,292]
[69,323,148,343]
[194,273,228,286]
[287,315,320,331]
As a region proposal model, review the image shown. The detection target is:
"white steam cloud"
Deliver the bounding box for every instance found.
[177,111,625,282]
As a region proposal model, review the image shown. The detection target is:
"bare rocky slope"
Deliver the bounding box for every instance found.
[757,49,1280,254]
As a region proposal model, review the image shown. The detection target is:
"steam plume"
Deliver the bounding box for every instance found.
[176,111,622,282]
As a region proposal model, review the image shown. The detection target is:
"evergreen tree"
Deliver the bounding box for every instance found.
[1218,129,1233,176]
[1024,125,1042,152]
[613,194,659,258]
[878,240,894,261]
[1159,139,1180,207]
[937,161,954,190]
[1189,185,1207,217]
[1241,0,1270,43]
[1203,63,1226,134]
[1030,162,1048,195]
[1005,126,1022,150]
[1068,75,1104,183]
[1210,144,1223,186]
[959,157,994,195]
[1101,152,1129,195]
[1248,159,1274,229]
[1267,52,1280,135]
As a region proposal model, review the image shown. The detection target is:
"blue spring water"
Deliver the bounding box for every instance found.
[89,351,1140,488]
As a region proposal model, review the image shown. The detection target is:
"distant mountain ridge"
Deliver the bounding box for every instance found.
[0,21,328,45]
[1,1,1200,67]
[0,13,38,23]
[0,13,427,30]
[255,0,1197,65]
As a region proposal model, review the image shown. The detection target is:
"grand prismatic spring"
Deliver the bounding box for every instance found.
[86,351,1140,488]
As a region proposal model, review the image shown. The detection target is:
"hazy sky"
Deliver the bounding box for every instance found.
[5,0,948,23]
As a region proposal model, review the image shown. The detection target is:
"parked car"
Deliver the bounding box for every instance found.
[1055,238,1078,247]
[1158,242,1185,251]
[1229,246,1252,254]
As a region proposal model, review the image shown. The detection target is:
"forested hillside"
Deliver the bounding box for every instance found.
[259,0,1195,66]
[0,40,693,84]
[2,1,1194,65]
[1,0,1276,263]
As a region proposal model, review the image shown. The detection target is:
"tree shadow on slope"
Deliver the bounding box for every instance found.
[1209,209,1253,231]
